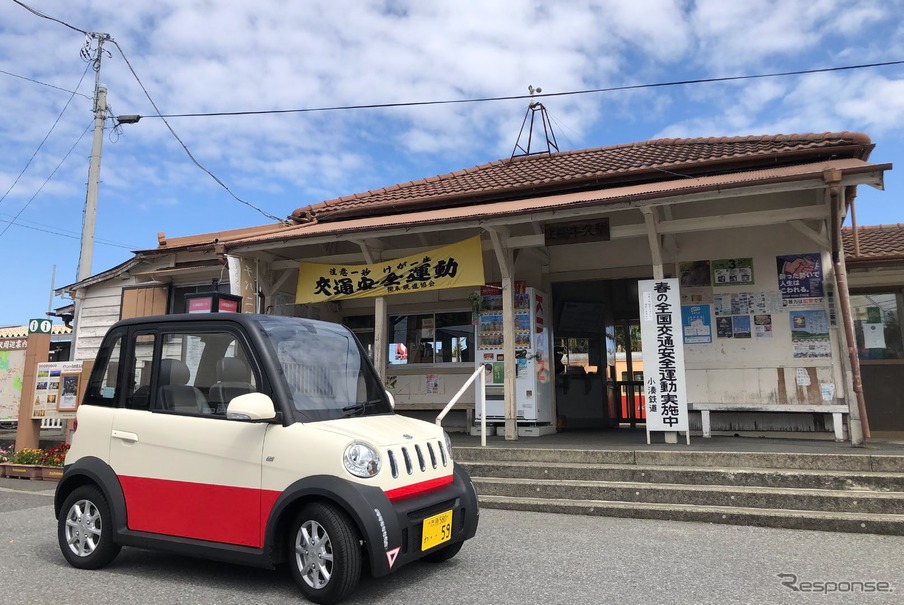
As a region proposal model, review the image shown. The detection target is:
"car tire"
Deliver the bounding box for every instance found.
[58,485,121,569]
[289,502,362,605]
[423,540,463,563]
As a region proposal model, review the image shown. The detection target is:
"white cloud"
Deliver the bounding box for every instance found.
[2,0,904,325]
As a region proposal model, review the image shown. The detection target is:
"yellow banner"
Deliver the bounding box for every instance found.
[296,235,485,304]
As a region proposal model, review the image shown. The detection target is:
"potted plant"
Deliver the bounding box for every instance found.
[0,444,11,478]
[40,443,69,480]
[7,447,45,479]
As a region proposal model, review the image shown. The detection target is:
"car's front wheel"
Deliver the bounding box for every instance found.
[58,485,121,569]
[289,502,362,605]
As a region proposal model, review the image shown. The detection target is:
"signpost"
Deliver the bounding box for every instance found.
[638,279,690,445]
[28,318,53,334]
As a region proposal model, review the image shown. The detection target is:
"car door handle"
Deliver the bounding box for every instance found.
[111,430,139,443]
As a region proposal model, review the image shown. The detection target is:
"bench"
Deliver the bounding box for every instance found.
[687,403,849,442]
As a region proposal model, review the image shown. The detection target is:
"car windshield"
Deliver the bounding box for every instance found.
[255,315,392,422]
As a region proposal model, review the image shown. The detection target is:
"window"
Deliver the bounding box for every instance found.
[388,311,472,365]
[83,334,124,407]
[343,315,375,360]
[851,293,904,360]
[125,333,155,410]
[256,315,390,423]
[123,329,257,416]
[158,332,257,415]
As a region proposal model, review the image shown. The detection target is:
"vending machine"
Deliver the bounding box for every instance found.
[475,284,553,426]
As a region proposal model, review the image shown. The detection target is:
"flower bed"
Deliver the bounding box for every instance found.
[2,444,69,481]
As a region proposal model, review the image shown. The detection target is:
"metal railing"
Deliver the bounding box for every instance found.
[436,363,491,446]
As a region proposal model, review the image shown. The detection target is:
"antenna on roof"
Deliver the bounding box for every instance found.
[510,85,559,159]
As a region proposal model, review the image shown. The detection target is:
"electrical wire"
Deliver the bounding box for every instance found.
[13,0,285,227]
[10,0,88,35]
[0,61,91,210]
[0,122,92,239]
[0,213,136,249]
[0,68,93,100]
[109,40,285,223]
[132,60,904,120]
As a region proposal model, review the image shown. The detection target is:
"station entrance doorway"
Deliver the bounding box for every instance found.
[552,279,647,431]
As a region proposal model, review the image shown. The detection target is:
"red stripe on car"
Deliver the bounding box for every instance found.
[384,475,453,502]
[118,475,280,548]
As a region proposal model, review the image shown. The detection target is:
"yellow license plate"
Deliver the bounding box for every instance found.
[421,510,453,551]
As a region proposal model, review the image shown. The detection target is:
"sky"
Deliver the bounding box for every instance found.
[0,0,903,328]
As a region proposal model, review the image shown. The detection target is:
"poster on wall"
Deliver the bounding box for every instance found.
[681,304,712,344]
[732,315,752,338]
[712,258,754,286]
[716,316,733,338]
[31,361,83,419]
[777,253,824,306]
[754,314,773,338]
[0,338,28,422]
[863,322,886,349]
[789,310,831,358]
[679,260,712,287]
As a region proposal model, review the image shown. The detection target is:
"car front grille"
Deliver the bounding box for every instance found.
[386,439,449,479]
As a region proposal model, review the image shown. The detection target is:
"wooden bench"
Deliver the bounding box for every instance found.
[687,403,849,442]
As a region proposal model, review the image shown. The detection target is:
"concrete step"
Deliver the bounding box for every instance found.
[460,460,904,491]
[473,477,904,515]
[454,446,904,472]
[477,494,904,535]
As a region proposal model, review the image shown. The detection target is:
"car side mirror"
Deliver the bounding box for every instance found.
[226,392,277,421]
[385,390,395,409]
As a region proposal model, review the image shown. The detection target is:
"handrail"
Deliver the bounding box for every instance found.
[436,363,492,447]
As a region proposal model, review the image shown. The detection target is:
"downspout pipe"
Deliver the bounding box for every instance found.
[825,170,870,442]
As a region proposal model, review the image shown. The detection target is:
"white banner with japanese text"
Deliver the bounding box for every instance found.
[296,235,485,304]
[639,279,689,433]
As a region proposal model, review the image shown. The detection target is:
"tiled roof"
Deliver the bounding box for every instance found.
[843,224,904,262]
[291,132,873,223]
[0,324,72,339]
[224,158,881,250]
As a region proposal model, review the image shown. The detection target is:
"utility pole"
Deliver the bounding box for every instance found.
[70,33,110,360]
[78,33,111,282]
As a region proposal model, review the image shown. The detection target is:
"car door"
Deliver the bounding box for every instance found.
[108,328,270,548]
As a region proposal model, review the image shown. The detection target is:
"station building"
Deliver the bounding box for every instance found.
[58,132,898,444]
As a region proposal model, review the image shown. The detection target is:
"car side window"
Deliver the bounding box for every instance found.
[152,330,258,417]
[82,334,124,407]
[125,333,156,410]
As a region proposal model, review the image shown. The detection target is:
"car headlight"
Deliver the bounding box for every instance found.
[444,431,453,456]
[343,442,381,478]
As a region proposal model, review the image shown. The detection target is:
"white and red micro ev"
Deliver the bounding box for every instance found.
[55,313,478,604]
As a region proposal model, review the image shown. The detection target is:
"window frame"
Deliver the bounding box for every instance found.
[849,288,904,364]
[387,308,473,367]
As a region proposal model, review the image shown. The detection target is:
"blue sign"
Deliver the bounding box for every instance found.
[681,304,712,344]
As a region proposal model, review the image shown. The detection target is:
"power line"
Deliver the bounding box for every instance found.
[109,39,285,223]
[0,67,93,100]
[12,0,285,225]
[0,213,136,249]
[0,62,92,210]
[10,0,88,35]
[124,60,904,120]
[0,122,92,239]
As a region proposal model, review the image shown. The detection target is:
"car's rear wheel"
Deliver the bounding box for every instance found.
[289,502,361,605]
[58,485,121,569]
